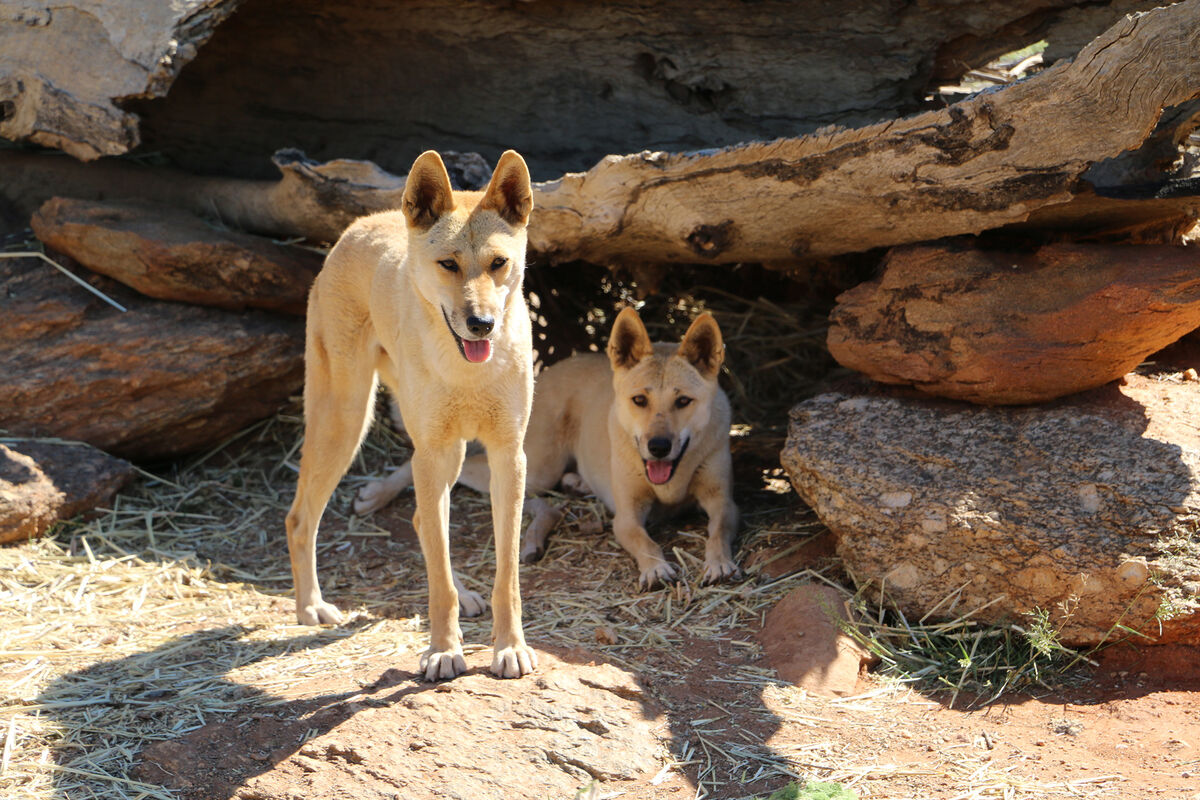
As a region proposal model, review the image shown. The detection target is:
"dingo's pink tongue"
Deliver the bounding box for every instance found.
[646,460,673,485]
[463,339,491,363]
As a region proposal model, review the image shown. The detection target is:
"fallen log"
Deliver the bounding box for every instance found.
[2,0,1156,176]
[827,241,1200,404]
[3,2,1197,269]
[528,0,1200,266]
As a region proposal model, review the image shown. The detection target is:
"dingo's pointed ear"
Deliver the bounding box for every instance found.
[677,313,724,379]
[403,151,455,229]
[479,150,533,227]
[607,307,654,371]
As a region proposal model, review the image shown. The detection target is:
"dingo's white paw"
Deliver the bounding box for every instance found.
[491,644,538,678]
[297,600,344,626]
[702,556,742,585]
[420,646,467,681]
[459,588,488,618]
[354,479,400,515]
[638,561,679,591]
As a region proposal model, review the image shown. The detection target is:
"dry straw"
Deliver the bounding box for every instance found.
[0,281,1104,800]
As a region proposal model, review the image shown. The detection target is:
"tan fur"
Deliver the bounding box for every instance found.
[357,308,740,588]
[285,150,538,680]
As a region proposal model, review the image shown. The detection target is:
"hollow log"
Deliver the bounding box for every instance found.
[1,0,1161,177]
[4,2,1198,270]
[0,0,239,160]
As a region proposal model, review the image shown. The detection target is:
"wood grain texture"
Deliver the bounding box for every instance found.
[2,1,1156,175]
[0,0,240,159]
[3,2,1196,268]
[527,0,1200,265]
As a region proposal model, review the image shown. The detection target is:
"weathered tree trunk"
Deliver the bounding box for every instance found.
[528,0,1200,266]
[0,0,240,160]
[4,2,1196,270]
[0,0,1157,179]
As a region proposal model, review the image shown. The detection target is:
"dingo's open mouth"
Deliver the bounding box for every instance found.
[443,308,492,363]
[644,437,689,485]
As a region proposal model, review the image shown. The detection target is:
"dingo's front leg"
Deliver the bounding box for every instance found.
[612,494,677,590]
[695,461,741,584]
[487,443,538,677]
[353,461,412,515]
[411,441,468,680]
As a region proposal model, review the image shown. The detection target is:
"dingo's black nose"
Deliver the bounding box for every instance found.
[647,437,673,459]
[466,315,494,337]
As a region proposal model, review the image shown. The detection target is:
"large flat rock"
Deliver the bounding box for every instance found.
[135,651,669,800]
[0,254,304,461]
[32,198,322,314]
[827,242,1200,404]
[782,376,1200,646]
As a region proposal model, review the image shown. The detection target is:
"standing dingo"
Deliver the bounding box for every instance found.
[285,150,538,681]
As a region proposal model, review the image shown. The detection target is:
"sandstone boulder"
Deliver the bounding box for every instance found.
[0,440,134,544]
[31,198,323,314]
[0,254,304,461]
[827,242,1200,405]
[781,376,1200,647]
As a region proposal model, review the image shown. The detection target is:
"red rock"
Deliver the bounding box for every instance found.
[782,374,1200,647]
[0,254,304,460]
[32,197,322,314]
[828,242,1200,404]
[758,583,873,696]
[0,440,134,544]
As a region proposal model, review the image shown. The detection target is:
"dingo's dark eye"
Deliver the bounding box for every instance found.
[490,256,507,271]
[675,396,693,409]
[438,259,459,273]
[631,394,648,408]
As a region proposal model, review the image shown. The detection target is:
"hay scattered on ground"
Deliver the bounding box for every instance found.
[0,277,1116,800]
[0,400,823,800]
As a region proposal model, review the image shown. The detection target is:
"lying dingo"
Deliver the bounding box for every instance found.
[286,150,538,680]
[357,307,741,589]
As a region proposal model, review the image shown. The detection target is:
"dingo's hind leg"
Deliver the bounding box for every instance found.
[287,329,378,626]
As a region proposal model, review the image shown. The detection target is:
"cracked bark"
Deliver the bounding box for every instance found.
[0,0,241,160]
[2,1,1197,270]
[527,0,1200,266]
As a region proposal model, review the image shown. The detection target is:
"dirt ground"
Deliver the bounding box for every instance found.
[3,271,1200,799]
[4,408,1200,800]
